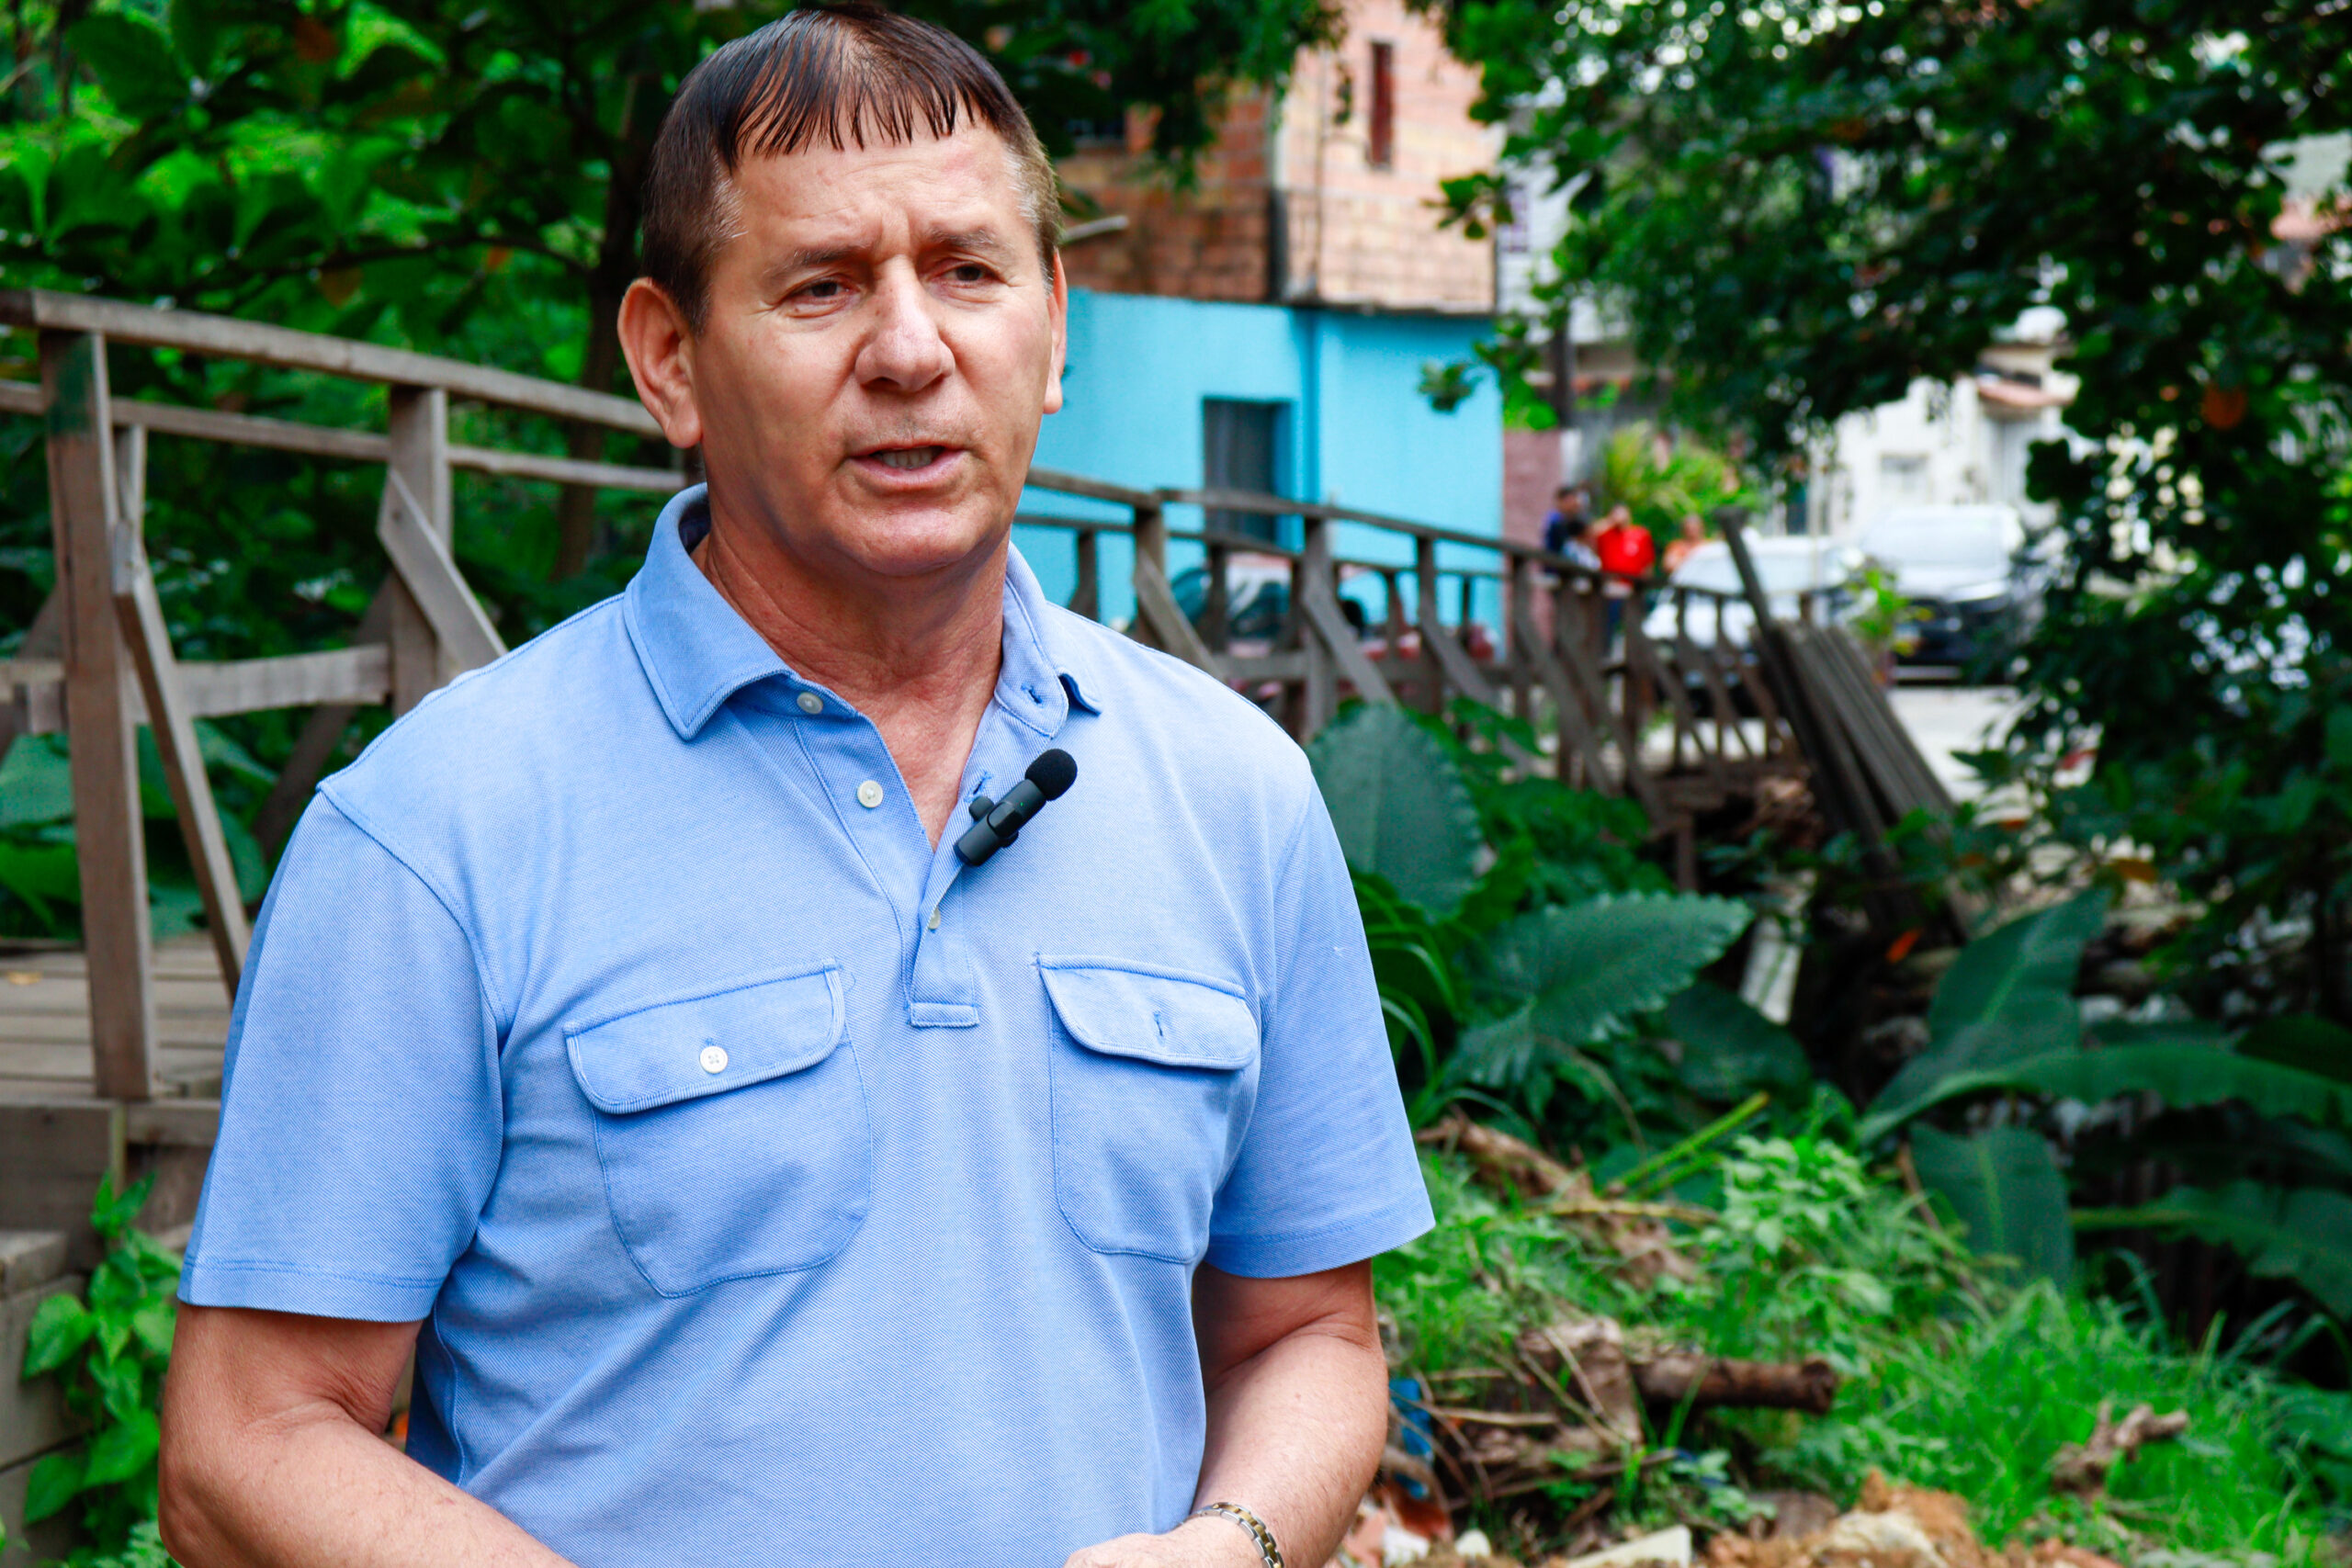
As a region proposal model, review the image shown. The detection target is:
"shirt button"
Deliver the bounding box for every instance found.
[796,692,823,716]
[856,779,885,809]
[698,1044,729,1074]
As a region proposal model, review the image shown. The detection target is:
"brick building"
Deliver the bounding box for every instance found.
[1056,0,1498,314]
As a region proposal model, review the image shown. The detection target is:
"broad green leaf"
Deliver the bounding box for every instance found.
[0,735,74,827]
[1860,1040,2352,1143]
[2078,1182,2352,1318]
[65,14,190,121]
[23,1448,85,1522]
[1662,980,1810,1099]
[2239,1014,2352,1086]
[1910,1123,2074,1289]
[1457,892,1753,1083]
[23,1292,95,1378]
[81,1410,160,1487]
[1871,891,2106,1125]
[1306,705,1483,918]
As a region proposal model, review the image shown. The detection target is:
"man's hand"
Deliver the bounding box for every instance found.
[1062,1514,1264,1568]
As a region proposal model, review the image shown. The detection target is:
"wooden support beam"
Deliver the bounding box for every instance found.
[385,388,452,711]
[1127,500,1222,675]
[1067,528,1100,620]
[113,528,249,998]
[378,468,505,675]
[1411,538,1446,716]
[40,330,154,1100]
[1513,594,1614,791]
[1297,518,1394,735]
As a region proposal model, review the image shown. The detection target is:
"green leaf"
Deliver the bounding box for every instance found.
[1860,1039,2352,1143]
[130,1300,175,1359]
[1870,891,2106,1128]
[81,1409,160,1487]
[2326,707,2352,773]
[1456,892,1753,1083]
[91,1170,155,1238]
[22,1448,85,1523]
[1661,981,1810,1099]
[23,1292,96,1378]
[1306,705,1484,918]
[0,736,74,827]
[66,13,191,121]
[1910,1123,2074,1289]
[2239,1014,2352,1086]
[2077,1182,2352,1318]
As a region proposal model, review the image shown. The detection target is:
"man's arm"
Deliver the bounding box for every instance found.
[1063,1260,1389,1568]
[160,1304,572,1568]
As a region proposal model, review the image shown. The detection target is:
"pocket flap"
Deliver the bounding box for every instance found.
[566,965,845,1114]
[1038,959,1258,1070]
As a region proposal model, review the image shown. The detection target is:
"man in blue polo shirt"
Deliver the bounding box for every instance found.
[157,8,1430,1568]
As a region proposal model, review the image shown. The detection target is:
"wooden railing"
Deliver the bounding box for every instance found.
[0,290,1806,1100]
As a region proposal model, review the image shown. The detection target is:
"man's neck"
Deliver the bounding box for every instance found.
[693,508,1005,848]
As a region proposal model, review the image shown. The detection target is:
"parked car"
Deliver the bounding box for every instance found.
[1641,536,1869,650]
[1854,504,2047,671]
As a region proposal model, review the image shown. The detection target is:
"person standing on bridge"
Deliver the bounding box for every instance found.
[156,9,1430,1567]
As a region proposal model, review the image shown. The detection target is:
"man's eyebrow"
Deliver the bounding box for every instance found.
[925,226,1017,259]
[763,243,860,284]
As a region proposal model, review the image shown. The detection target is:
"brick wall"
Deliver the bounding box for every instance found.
[1057,0,1497,312]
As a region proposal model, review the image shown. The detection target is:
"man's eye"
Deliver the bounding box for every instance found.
[946,264,992,284]
[797,279,845,300]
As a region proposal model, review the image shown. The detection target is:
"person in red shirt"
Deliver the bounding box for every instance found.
[1592,504,1656,644]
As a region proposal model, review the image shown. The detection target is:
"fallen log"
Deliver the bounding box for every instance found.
[1630,1353,1840,1416]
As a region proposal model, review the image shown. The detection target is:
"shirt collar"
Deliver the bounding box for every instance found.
[624,485,1103,741]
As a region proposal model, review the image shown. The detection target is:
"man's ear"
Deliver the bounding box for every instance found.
[1041,251,1069,418]
[617,278,705,450]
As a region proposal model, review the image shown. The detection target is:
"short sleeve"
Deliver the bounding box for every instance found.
[1204,787,1434,1277]
[179,796,503,1322]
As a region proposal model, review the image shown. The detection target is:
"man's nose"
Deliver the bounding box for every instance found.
[854,267,952,393]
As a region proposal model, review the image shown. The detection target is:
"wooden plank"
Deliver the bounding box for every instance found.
[386,388,454,711]
[125,1099,220,1147]
[40,331,153,1100]
[1299,517,1394,717]
[114,396,389,461]
[1679,630,1757,762]
[1068,528,1100,620]
[0,645,390,737]
[1025,465,1158,508]
[0,1274,83,1471]
[447,444,677,492]
[1555,589,1671,823]
[0,291,658,434]
[1126,502,1222,675]
[1627,615,1726,793]
[378,468,505,675]
[1512,602,1614,790]
[113,534,250,997]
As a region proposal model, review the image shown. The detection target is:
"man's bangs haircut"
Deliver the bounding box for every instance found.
[642,3,1059,331]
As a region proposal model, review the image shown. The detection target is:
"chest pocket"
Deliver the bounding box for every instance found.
[1040,958,1261,1262]
[566,964,869,1295]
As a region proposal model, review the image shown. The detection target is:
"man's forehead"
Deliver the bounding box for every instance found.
[729,124,1024,241]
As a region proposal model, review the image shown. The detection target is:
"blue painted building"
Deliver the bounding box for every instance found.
[1015,288,1504,626]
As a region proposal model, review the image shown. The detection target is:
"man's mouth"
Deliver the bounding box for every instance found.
[865,445,948,471]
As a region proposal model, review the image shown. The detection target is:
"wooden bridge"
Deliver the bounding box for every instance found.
[0,289,1961,1551]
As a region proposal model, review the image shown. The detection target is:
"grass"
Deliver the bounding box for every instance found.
[1376,1133,2350,1559]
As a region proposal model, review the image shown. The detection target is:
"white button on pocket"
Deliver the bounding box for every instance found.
[855,780,885,809]
[699,1044,729,1074]
[796,692,823,715]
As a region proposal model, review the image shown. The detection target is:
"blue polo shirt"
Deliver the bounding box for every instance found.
[180,485,1431,1567]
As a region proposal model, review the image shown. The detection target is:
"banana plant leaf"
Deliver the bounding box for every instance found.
[2077,1181,2352,1319]
[1661,980,1810,1100]
[1911,1123,2075,1289]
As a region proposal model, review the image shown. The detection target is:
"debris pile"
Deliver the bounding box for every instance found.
[1333,1473,2153,1568]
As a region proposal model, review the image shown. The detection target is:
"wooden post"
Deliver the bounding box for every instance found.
[41,330,155,1100]
[1127,499,1220,672]
[1201,541,1231,652]
[385,386,450,714]
[1069,528,1100,620]
[1413,536,1445,716]
[1507,559,1536,733]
